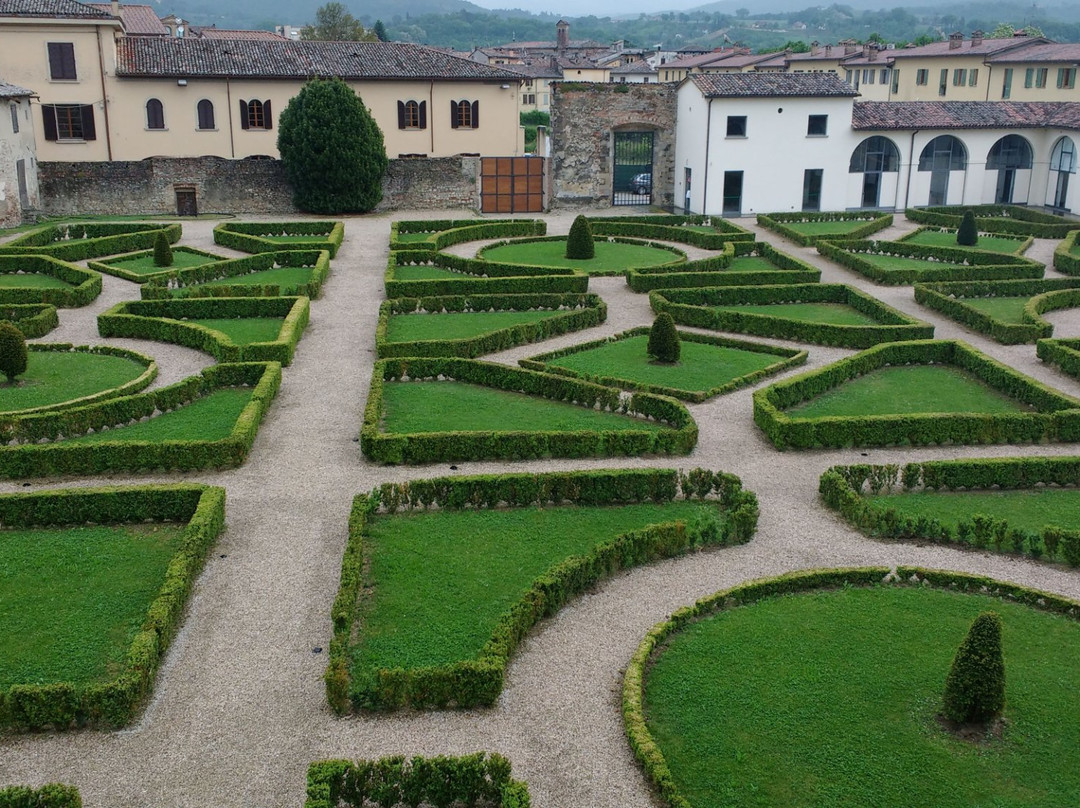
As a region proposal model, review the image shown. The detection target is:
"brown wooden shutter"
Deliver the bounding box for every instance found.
[239,100,249,130]
[471,100,479,128]
[264,99,272,129]
[450,100,459,129]
[42,105,58,141]
[81,105,96,140]
[47,44,64,79]
[397,100,405,129]
[418,100,427,129]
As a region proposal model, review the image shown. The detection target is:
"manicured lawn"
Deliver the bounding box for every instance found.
[391,265,462,280]
[0,523,184,687]
[0,273,73,289]
[728,256,779,271]
[394,232,436,243]
[644,585,1080,808]
[782,220,877,236]
[903,230,1027,255]
[865,488,1080,533]
[187,317,285,344]
[963,296,1031,323]
[106,251,220,276]
[480,240,680,273]
[788,365,1030,417]
[0,351,148,412]
[856,254,966,272]
[380,380,671,433]
[385,310,560,343]
[712,302,880,326]
[200,267,314,289]
[353,501,722,677]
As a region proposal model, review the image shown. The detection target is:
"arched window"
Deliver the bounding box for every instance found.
[849,136,899,173]
[450,99,478,129]
[1050,137,1077,174]
[197,99,215,131]
[986,135,1033,170]
[240,99,272,130]
[917,135,967,171]
[146,98,164,130]
[396,100,426,130]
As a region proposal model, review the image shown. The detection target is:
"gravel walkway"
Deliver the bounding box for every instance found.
[3,211,1080,807]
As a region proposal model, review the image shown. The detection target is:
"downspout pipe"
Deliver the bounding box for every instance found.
[96,26,113,161]
[430,81,435,155]
[701,97,713,215]
[226,78,235,158]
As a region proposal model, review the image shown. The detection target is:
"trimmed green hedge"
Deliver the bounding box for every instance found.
[906,205,1077,239]
[816,238,1044,285]
[1054,230,1080,275]
[213,220,344,257]
[88,246,226,284]
[623,565,1080,808]
[1037,336,1080,381]
[9,344,157,416]
[327,468,758,711]
[756,211,893,246]
[0,222,181,261]
[914,278,1080,344]
[375,292,606,358]
[0,484,225,730]
[821,456,1080,565]
[361,357,697,464]
[897,226,1033,255]
[627,241,822,292]
[520,327,807,402]
[0,304,59,338]
[385,250,588,297]
[306,754,530,808]
[476,235,687,278]
[389,218,546,251]
[589,214,755,248]
[754,339,1080,449]
[0,784,82,807]
[0,361,280,479]
[139,249,331,300]
[650,283,934,348]
[98,296,309,365]
[0,255,101,307]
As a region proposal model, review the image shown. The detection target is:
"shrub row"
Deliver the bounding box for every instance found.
[1037,336,1080,381]
[475,235,687,277]
[385,250,587,298]
[816,238,1044,285]
[0,484,225,729]
[0,304,59,338]
[305,754,529,808]
[14,343,157,416]
[88,246,226,283]
[0,222,181,261]
[589,213,755,241]
[360,357,697,464]
[756,211,893,246]
[753,339,1080,449]
[0,361,281,478]
[0,785,81,807]
[1054,230,1080,275]
[906,205,1078,238]
[389,218,546,250]
[650,283,933,348]
[213,220,344,257]
[375,292,606,358]
[589,218,755,249]
[98,296,309,365]
[623,565,1080,808]
[0,255,101,307]
[327,468,758,711]
[520,326,807,402]
[139,249,331,299]
[896,226,1033,255]
[627,241,822,292]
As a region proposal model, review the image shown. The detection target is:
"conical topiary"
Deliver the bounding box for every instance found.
[647,312,680,364]
[565,215,595,260]
[0,321,27,384]
[956,209,979,247]
[942,611,1005,724]
[153,230,174,267]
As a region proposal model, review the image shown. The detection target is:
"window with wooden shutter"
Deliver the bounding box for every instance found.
[452,100,476,129]
[471,100,479,128]
[242,99,272,130]
[397,100,406,129]
[197,99,215,130]
[146,98,165,130]
[418,100,426,129]
[42,104,94,140]
[42,105,58,141]
[80,104,96,140]
[239,99,250,130]
[47,43,77,80]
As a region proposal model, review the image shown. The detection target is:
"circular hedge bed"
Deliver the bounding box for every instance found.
[477,236,685,275]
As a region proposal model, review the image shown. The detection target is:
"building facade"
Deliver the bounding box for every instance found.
[0,81,39,226]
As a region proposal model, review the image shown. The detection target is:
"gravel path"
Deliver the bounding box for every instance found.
[3,211,1080,807]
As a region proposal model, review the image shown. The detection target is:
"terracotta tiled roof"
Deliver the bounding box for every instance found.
[611,60,657,75]
[888,36,1050,59]
[505,61,562,79]
[691,72,858,97]
[0,80,33,97]
[664,50,742,70]
[86,3,166,34]
[192,27,288,41]
[987,42,1080,63]
[115,38,527,81]
[0,0,112,18]
[852,101,1080,130]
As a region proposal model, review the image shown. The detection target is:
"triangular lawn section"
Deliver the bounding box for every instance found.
[197,266,315,290]
[711,301,881,326]
[186,317,287,345]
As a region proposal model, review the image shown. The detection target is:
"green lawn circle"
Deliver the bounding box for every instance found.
[0,347,155,414]
[477,237,685,273]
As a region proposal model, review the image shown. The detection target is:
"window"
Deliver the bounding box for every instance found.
[41,104,95,141]
[802,168,823,211]
[939,68,948,96]
[953,68,967,87]
[916,68,928,86]
[1025,68,1034,88]
[862,69,875,85]
[9,103,18,134]
[239,99,272,130]
[1059,68,1077,90]
[1002,68,1013,99]
[987,134,1033,170]
[523,94,536,105]
[146,98,165,130]
[1036,68,1048,88]
[969,68,978,87]
[880,69,889,85]
[891,69,900,94]
[849,136,900,173]
[918,135,967,171]
[396,100,426,129]
[807,114,828,136]
[726,115,747,137]
[451,100,479,129]
[47,42,77,80]
[197,99,215,130]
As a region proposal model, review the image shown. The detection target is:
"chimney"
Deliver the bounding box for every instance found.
[825,44,832,56]
[971,29,983,47]
[810,40,820,56]
[949,31,963,49]
[868,44,878,61]
[111,0,119,15]
[556,20,569,54]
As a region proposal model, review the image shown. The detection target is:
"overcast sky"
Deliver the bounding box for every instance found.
[468,0,696,16]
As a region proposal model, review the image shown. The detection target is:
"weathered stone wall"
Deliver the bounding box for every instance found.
[0,97,41,228]
[37,156,480,217]
[549,83,677,209]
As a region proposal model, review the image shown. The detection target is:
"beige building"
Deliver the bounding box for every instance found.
[0,80,39,226]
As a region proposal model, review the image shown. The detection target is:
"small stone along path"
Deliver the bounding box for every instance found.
[3,212,1080,807]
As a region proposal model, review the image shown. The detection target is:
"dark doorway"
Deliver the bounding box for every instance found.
[995,170,1016,205]
[613,130,653,206]
[175,186,198,216]
[15,159,28,209]
[683,167,692,214]
[802,169,823,211]
[722,171,743,216]
[862,173,881,208]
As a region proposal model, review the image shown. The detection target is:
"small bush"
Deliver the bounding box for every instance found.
[565,215,595,260]
[956,210,979,247]
[647,312,680,363]
[153,230,174,267]
[0,321,27,383]
[942,611,1005,724]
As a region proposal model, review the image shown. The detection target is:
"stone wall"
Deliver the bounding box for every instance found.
[549,83,677,210]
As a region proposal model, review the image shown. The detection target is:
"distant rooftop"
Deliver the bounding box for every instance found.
[0,0,112,18]
[853,101,1080,131]
[690,72,859,98]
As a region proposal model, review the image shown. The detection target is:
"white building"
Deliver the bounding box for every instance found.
[0,81,39,227]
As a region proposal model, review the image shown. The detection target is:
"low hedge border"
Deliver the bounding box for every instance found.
[896,225,1033,255]
[88,245,227,284]
[475,235,687,278]
[1037,336,1080,381]
[0,222,181,261]
[816,238,1045,285]
[906,205,1078,239]
[139,249,331,300]
[0,484,225,730]
[0,255,101,307]
[0,303,60,338]
[0,784,81,807]
[754,339,1080,449]
[650,283,934,348]
[589,215,755,249]
[0,361,281,478]
[627,241,822,292]
[327,468,758,712]
[361,357,698,464]
[520,327,807,402]
[756,211,893,246]
[1054,230,1080,275]
[97,295,310,365]
[389,218,546,251]
[913,278,1080,344]
[375,292,606,358]
[306,754,530,808]
[821,456,1080,566]
[213,220,344,257]
[385,250,589,297]
[623,565,1080,808]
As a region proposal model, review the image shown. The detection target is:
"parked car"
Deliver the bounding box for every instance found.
[630,173,652,195]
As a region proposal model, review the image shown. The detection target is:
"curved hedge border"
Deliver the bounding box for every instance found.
[906,205,1077,239]
[0,784,81,807]
[213,220,344,257]
[623,565,1080,808]
[0,303,59,338]
[1037,336,1080,381]
[88,246,227,284]
[0,255,101,307]
[896,225,1033,255]
[821,456,1080,566]
[98,296,309,365]
[757,211,893,246]
[650,283,933,348]
[327,468,758,712]
[589,214,755,248]
[361,357,697,464]
[8,344,157,416]
[1055,230,1080,275]
[389,218,546,251]
[627,241,822,292]
[0,222,181,261]
[476,235,686,278]
[375,292,606,358]
[520,327,807,402]
[0,484,225,730]
[386,250,588,298]
[754,339,1080,449]
[0,361,280,478]
[139,249,330,300]
[816,238,1044,285]
[306,754,530,808]
[913,278,1080,345]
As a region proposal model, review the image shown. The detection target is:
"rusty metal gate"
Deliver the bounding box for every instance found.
[480,157,545,213]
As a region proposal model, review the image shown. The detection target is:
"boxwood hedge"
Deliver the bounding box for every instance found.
[627,240,821,292]
[88,245,227,283]
[139,249,330,300]
[0,222,181,261]
[897,225,1033,255]
[385,250,588,298]
[906,205,1077,238]
[0,255,101,307]
[475,235,686,278]
[0,303,59,338]
[756,211,893,246]
[213,221,344,257]
[1038,336,1080,381]
[589,214,755,248]
[1055,230,1080,275]
[817,238,1044,285]
[0,784,82,807]
[389,218,546,251]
